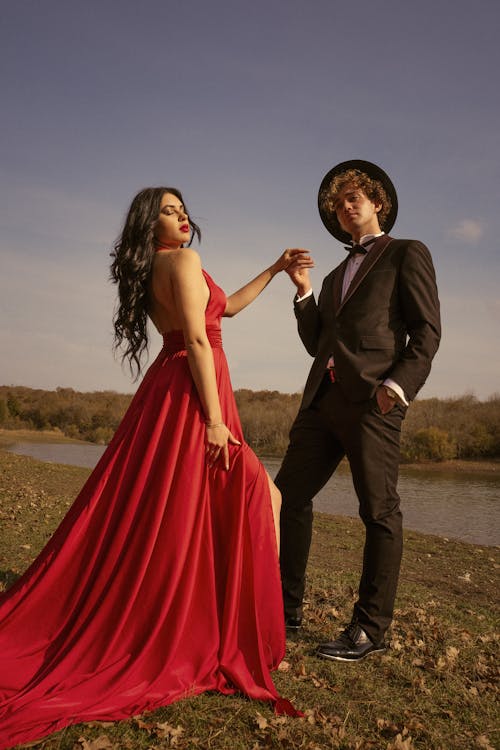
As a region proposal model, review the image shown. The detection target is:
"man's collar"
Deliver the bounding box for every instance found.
[358,231,385,245]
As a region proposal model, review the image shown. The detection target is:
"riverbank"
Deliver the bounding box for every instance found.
[1,428,499,474]
[0,450,498,749]
[0,427,89,446]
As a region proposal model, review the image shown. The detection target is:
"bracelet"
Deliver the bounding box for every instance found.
[205,421,224,428]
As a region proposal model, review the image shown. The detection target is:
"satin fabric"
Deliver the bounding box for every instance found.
[0,271,295,749]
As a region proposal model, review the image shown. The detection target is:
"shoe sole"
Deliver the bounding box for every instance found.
[316,646,386,662]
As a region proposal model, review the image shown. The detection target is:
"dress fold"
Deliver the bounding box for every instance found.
[0,271,295,749]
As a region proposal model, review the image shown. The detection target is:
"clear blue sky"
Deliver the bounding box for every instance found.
[1,0,499,399]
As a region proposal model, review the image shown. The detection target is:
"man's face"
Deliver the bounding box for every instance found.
[334,183,382,238]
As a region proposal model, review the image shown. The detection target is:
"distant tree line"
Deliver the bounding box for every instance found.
[0,386,130,446]
[0,385,499,462]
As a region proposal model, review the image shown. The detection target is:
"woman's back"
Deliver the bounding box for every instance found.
[148,247,211,334]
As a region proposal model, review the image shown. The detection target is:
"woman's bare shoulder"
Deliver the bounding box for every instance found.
[155,247,201,274]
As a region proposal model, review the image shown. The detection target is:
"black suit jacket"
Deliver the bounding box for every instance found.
[295,235,441,408]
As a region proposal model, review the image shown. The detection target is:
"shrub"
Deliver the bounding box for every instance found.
[401,427,457,462]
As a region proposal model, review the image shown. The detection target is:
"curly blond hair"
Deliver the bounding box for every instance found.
[319,168,392,229]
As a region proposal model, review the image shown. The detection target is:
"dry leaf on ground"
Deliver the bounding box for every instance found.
[77,736,115,750]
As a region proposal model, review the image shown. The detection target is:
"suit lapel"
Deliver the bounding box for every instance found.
[337,235,393,313]
[332,261,346,312]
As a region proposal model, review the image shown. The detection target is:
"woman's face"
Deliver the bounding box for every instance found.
[154,192,191,248]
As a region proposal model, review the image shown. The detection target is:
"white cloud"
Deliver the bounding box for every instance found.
[448,219,485,243]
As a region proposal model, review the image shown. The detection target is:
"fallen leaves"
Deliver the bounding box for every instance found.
[288,657,341,693]
[77,737,114,750]
[74,719,186,749]
[435,645,460,671]
[475,735,496,749]
[131,718,184,743]
[376,718,424,748]
[254,712,269,730]
[155,722,184,743]
[376,718,401,737]
[1,451,498,750]
[386,734,415,750]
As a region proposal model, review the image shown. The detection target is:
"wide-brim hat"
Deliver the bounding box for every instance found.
[318,159,398,244]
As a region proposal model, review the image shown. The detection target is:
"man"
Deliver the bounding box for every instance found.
[276,159,441,661]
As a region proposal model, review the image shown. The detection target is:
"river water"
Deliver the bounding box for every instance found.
[6,442,499,547]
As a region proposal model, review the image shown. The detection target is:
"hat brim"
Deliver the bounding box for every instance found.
[318,159,398,244]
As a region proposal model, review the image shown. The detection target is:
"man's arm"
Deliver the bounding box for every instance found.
[284,264,322,357]
[294,291,322,357]
[388,241,441,401]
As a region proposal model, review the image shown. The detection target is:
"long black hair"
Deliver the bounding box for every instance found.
[110,187,201,379]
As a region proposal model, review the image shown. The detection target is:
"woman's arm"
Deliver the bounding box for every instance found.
[224,248,313,317]
[166,249,240,469]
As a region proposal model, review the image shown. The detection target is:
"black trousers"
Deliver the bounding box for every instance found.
[275,377,405,645]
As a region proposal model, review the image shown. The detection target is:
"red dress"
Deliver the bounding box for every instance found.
[0,271,296,749]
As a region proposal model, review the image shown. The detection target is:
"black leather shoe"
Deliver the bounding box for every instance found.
[317,622,386,662]
[285,616,302,630]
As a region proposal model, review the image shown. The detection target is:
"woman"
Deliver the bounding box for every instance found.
[0,187,312,748]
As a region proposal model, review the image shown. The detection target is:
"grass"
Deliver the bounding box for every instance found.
[0,428,89,447]
[0,449,498,750]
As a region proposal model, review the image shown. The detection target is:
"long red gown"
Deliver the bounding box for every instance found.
[0,271,295,749]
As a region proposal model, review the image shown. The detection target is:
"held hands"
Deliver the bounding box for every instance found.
[272,248,314,295]
[205,423,241,470]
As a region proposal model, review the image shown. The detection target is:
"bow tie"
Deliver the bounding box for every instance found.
[344,236,377,259]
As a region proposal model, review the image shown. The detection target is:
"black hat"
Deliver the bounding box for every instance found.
[318,159,398,244]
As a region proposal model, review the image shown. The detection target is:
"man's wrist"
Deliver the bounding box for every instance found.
[295,286,312,301]
[382,378,409,407]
